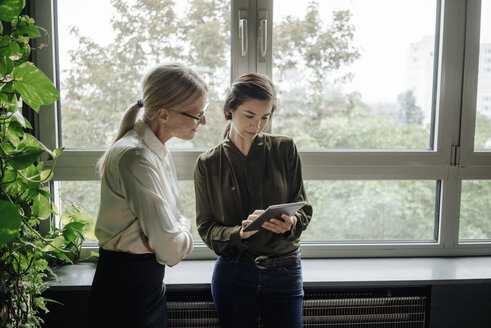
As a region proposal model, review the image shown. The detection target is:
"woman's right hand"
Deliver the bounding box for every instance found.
[239,210,265,239]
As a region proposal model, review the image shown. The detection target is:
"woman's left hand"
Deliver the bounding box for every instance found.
[261,213,297,234]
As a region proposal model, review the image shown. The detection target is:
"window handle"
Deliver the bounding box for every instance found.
[239,18,248,56]
[259,18,267,58]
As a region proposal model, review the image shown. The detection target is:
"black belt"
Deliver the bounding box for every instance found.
[238,249,301,269]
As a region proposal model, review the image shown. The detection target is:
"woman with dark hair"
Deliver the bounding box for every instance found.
[194,73,312,327]
[88,63,208,328]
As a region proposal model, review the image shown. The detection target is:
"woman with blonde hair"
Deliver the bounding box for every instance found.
[88,63,208,328]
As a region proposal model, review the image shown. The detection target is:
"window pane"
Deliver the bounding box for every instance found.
[57,0,230,149]
[475,0,491,150]
[459,180,491,240]
[302,180,438,241]
[58,181,100,242]
[58,181,203,243]
[179,180,202,242]
[272,0,437,149]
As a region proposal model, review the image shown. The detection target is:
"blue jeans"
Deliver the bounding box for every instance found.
[211,254,304,328]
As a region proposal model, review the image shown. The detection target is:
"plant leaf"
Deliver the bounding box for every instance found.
[7,40,20,59]
[12,62,59,111]
[34,296,48,312]
[0,0,25,22]
[43,298,64,306]
[16,22,40,38]
[0,54,14,76]
[62,222,85,243]
[53,251,72,263]
[38,188,53,198]
[0,34,8,47]
[71,212,95,223]
[62,228,77,243]
[1,166,17,183]
[32,193,51,220]
[7,119,23,137]
[41,235,65,252]
[64,221,86,231]
[54,146,64,157]
[0,199,21,246]
[0,92,9,107]
[22,132,47,150]
[8,146,44,169]
[1,81,12,92]
[40,169,53,181]
[3,143,16,153]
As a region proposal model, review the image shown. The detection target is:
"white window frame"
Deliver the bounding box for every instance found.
[31,0,491,259]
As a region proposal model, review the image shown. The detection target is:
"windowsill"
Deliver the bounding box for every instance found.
[47,256,491,291]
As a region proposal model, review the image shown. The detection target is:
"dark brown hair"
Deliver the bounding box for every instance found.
[222,73,277,138]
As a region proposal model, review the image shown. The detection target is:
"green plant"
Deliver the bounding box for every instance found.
[0,1,89,327]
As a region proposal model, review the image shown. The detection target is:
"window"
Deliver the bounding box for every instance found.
[459,180,491,241]
[302,180,438,242]
[54,0,232,242]
[475,0,491,150]
[32,0,491,258]
[272,0,437,150]
[58,181,99,242]
[57,0,230,149]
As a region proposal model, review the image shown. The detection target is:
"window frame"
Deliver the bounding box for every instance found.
[31,0,491,259]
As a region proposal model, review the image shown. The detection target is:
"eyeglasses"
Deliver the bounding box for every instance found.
[169,103,208,124]
[178,111,206,122]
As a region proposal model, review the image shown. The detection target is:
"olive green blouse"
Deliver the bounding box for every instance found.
[194,133,312,257]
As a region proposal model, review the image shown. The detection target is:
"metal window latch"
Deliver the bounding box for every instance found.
[258,10,268,58]
[238,10,248,57]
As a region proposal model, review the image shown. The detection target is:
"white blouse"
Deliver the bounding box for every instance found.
[95,121,193,266]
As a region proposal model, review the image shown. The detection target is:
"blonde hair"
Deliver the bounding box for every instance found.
[98,63,208,173]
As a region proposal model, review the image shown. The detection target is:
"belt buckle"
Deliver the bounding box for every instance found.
[254,255,269,269]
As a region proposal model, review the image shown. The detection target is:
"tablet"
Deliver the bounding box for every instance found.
[242,201,306,232]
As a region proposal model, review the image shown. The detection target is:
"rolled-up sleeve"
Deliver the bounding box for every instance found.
[119,150,193,266]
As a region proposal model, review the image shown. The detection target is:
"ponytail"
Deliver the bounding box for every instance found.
[97,102,143,174]
[114,102,143,144]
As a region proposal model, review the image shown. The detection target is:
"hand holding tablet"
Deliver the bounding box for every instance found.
[242,201,307,232]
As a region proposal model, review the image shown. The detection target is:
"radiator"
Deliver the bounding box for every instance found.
[167,301,219,327]
[302,296,427,327]
[167,295,427,328]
